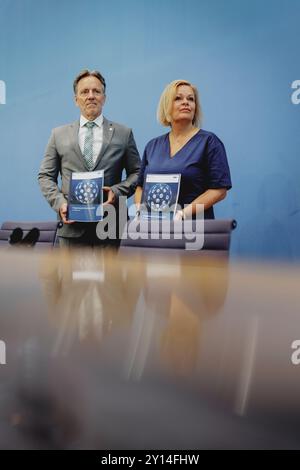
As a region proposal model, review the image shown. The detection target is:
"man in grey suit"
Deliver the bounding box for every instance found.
[38,69,141,247]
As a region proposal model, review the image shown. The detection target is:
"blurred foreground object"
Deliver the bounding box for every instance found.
[0,248,300,449]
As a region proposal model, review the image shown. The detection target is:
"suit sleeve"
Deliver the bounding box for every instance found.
[111,130,141,198]
[38,130,67,213]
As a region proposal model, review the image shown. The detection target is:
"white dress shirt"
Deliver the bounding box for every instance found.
[78,114,104,165]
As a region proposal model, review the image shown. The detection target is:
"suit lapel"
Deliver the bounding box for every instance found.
[70,120,88,166]
[94,117,114,167]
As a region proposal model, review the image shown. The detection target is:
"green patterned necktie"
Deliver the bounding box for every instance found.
[83,121,96,170]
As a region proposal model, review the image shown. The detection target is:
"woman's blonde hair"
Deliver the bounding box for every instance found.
[157,79,202,127]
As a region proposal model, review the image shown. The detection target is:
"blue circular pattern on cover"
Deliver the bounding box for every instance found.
[147,183,172,211]
[74,180,99,204]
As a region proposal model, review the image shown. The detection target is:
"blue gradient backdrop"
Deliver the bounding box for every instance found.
[1,0,299,260]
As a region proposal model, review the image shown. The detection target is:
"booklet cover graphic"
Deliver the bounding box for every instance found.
[141,174,181,220]
[68,170,104,222]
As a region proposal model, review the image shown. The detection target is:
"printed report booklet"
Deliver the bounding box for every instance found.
[68,170,104,222]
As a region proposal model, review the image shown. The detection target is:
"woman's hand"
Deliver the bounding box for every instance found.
[174,209,185,221]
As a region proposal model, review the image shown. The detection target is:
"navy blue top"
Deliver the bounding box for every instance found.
[137,129,232,219]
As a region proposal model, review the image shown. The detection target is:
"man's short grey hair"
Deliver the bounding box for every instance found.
[73,69,106,95]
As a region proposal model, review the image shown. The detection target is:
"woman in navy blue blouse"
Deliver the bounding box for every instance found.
[135,80,232,219]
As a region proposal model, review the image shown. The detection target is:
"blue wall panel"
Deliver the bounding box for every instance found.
[0,0,299,260]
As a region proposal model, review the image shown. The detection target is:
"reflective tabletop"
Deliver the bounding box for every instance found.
[0,247,300,449]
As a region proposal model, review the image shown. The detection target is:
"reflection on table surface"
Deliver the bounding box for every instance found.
[0,247,300,449]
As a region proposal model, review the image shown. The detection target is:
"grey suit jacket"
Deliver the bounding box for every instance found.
[38,117,141,237]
